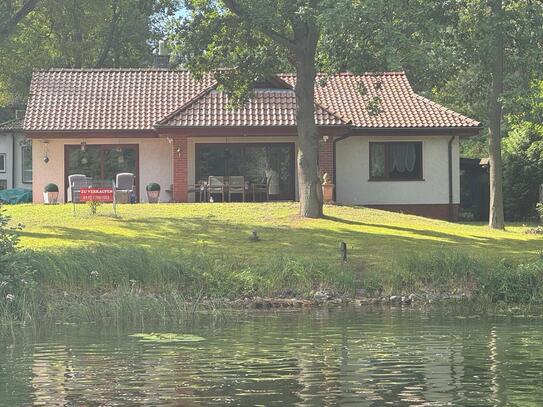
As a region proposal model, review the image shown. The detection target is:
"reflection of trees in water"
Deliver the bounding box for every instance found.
[2,313,543,405]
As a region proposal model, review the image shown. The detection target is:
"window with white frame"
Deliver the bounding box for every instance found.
[369,142,423,180]
[21,144,32,183]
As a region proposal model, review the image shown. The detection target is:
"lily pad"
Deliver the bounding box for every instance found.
[130,333,205,343]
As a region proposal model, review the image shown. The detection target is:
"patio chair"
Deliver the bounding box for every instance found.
[67,174,88,203]
[228,176,245,202]
[207,176,225,202]
[252,176,271,202]
[187,180,206,202]
[116,173,135,203]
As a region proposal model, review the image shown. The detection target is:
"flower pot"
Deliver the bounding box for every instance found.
[43,191,59,204]
[322,183,335,204]
[147,190,160,203]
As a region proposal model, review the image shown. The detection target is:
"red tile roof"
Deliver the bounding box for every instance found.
[157,89,345,127]
[24,69,480,132]
[25,69,214,131]
[282,72,480,128]
[0,118,24,132]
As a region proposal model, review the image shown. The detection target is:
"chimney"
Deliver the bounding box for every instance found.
[154,40,170,68]
[15,109,25,120]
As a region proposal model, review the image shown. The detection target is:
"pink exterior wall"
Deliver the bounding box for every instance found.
[32,137,172,203]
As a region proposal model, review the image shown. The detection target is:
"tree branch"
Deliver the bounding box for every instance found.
[222,0,297,51]
[0,0,39,42]
[95,0,119,68]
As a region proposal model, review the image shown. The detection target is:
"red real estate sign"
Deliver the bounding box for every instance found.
[79,188,114,203]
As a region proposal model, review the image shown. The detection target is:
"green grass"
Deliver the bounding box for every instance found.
[6,202,541,269]
[2,202,542,323]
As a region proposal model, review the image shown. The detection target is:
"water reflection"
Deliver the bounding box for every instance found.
[1,308,542,406]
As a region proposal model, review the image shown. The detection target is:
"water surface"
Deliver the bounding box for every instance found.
[1,308,542,406]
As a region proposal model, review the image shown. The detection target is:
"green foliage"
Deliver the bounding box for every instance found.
[146,182,161,191]
[388,250,483,293]
[87,200,102,215]
[43,183,59,192]
[0,204,36,323]
[481,258,543,304]
[503,83,543,220]
[0,0,178,109]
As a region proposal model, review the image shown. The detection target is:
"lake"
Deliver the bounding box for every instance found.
[1,307,542,406]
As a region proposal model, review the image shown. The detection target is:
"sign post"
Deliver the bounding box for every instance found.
[72,180,117,216]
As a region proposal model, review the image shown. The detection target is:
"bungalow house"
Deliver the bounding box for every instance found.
[0,117,32,190]
[24,69,481,220]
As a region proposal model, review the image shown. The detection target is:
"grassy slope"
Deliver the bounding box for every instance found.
[7,202,540,271]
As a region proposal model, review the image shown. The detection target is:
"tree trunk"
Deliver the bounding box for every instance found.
[293,32,323,218]
[488,0,505,229]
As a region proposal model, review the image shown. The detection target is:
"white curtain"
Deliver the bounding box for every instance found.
[390,143,416,173]
[371,144,385,177]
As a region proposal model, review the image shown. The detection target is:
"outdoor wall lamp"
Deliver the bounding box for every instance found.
[43,140,50,164]
[176,147,182,156]
[322,135,329,142]
[80,141,87,151]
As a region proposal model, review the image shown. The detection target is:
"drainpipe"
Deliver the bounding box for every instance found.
[448,135,456,221]
[332,130,352,202]
[11,132,16,189]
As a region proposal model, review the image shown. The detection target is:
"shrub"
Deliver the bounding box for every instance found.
[0,204,36,322]
[146,183,161,191]
[389,249,482,293]
[480,259,543,304]
[503,119,543,221]
[44,183,59,192]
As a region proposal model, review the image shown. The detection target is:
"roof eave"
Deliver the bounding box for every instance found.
[24,129,159,138]
[350,125,482,137]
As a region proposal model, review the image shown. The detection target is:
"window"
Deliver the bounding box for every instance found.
[196,143,295,200]
[370,142,423,180]
[21,145,32,183]
[0,153,5,173]
[0,180,6,190]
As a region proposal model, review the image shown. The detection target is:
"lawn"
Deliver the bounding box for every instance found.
[6,202,541,272]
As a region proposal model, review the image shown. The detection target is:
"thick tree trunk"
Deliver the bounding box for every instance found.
[488,0,505,229]
[294,38,323,218]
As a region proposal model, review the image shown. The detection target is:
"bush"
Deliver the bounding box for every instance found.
[0,204,36,322]
[44,183,59,192]
[389,249,482,293]
[480,259,543,304]
[146,183,161,191]
[503,116,543,221]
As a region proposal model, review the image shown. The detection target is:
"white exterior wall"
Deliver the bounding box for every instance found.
[186,136,299,202]
[13,133,31,189]
[32,137,172,203]
[0,134,14,188]
[335,135,460,205]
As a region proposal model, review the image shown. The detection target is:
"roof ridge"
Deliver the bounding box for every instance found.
[36,68,190,73]
[412,93,481,127]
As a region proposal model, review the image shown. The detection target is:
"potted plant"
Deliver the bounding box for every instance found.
[146,183,161,203]
[43,183,59,204]
[321,173,335,204]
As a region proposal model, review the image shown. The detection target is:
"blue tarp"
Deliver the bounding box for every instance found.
[0,188,32,204]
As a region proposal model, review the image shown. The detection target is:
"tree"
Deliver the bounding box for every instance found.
[172,0,335,217]
[0,0,177,109]
[0,0,39,42]
[326,0,543,228]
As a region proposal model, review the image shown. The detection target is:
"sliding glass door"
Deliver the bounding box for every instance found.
[65,144,138,198]
[196,143,295,200]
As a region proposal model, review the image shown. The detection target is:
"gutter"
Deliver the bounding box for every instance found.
[332,130,352,202]
[11,132,16,188]
[448,136,456,221]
